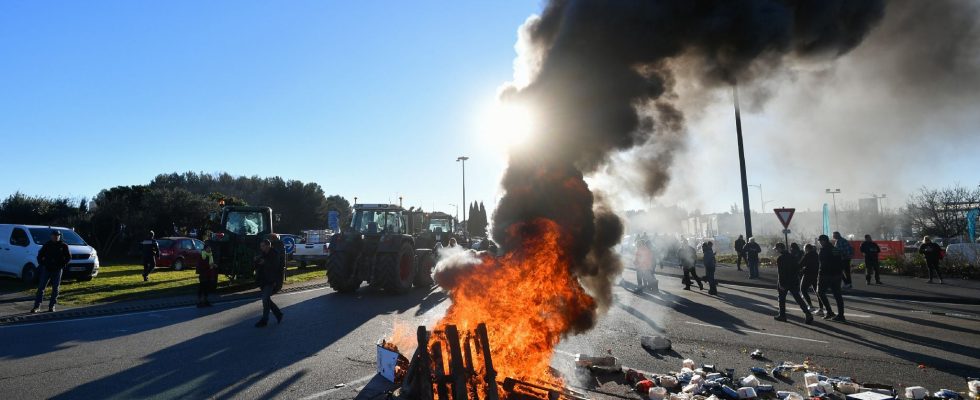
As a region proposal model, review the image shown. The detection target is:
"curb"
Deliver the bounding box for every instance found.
[651,270,980,305]
[0,281,330,326]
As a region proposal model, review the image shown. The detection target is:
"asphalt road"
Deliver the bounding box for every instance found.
[1,271,978,400]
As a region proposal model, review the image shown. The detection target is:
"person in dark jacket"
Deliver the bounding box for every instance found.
[141,231,160,282]
[744,237,762,279]
[253,239,284,327]
[817,235,846,321]
[833,232,854,288]
[790,243,804,263]
[32,230,72,313]
[702,241,718,295]
[679,243,703,291]
[799,243,821,313]
[734,235,746,272]
[773,243,812,324]
[197,244,218,307]
[860,234,883,285]
[918,236,944,284]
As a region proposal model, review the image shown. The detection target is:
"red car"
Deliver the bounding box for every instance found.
[156,237,206,271]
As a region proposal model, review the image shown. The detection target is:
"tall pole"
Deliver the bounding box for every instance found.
[457,156,469,242]
[734,85,753,238]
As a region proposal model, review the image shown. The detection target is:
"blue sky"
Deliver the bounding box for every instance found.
[0,1,533,215]
[2,1,978,218]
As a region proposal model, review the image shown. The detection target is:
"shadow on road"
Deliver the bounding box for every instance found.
[46,287,437,399]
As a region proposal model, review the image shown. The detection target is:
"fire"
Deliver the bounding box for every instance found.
[430,218,597,388]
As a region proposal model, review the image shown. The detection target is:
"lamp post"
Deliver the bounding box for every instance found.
[826,189,841,231]
[456,156,469,242]
[733,85,753,239]
[449,203,458,231]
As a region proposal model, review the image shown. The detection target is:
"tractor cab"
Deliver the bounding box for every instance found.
[350,204,407,236]
[207,206,274,280]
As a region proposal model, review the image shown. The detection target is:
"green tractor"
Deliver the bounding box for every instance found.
[407,210,460,250]
[326,203,436,294]
[207,206,275,281]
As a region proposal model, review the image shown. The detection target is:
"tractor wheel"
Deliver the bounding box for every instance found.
[376,243,416,294]
[413,251,435,289]
[326,252,360,293]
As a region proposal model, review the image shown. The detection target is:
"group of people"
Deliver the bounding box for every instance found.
[32,229,286,328]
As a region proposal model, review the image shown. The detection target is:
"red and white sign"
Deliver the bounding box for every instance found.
[773,207,796,228]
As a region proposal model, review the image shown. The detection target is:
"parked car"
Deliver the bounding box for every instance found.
[944,243,980,266]
[293,230,332,267]
[156,237,205,271]
[0,224,100,283]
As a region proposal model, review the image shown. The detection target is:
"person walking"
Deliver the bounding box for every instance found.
[832,232,854,288]
[634,238,659,293]
[773,243,813,324]
[790,243,804,263]
[817,235,846,322]
[141,231,160,282]
[918,236,944,284]
[734,235,746,272]
[860,234,883,285]
[744,237,762,279]
[702,241,718,295]
[31,230,72,313]
[197,244,218,307]
[799,243,821,314]
[253,239,284,327]
[679,243,703,291]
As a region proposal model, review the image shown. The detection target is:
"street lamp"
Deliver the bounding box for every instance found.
[748,184,771,214]
[456,156,469,241]
[732,85,753,239]
[826,189,841,231]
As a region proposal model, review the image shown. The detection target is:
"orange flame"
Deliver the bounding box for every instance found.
[431,218,597,389]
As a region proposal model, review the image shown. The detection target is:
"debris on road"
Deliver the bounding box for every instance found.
[750,349,765,360]
[641,335,672,352]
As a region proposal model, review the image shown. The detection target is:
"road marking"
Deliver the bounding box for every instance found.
[0,286,331,329]
[300,374,377,400]
[684,321,829,344]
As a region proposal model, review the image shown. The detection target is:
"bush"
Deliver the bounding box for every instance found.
[854,254,978,279]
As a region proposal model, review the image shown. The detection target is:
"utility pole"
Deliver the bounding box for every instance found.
[826,188,841,231]
[733,85,753,238]
[456,156,469,242]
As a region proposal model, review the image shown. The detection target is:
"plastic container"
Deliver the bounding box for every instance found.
[934,389,959,399]
[660,376,679,388]
[804,373,820,386]
[741,375,760,388]
[837,382,860,395]
[755,385,774,393]
[682,384,699,394]
[777,391,804,400]
[738,387,758,399]
[691,375,703,385]
[968,381,980,394]
[807,383,824,397]
[683,359,696,369]
[818,381,834,394]
[722,386,740,399]
[905,386,928,400]
[706,373,722,381]
[649,387,668,400]
[669,393,690,400]
[750,367,768,376]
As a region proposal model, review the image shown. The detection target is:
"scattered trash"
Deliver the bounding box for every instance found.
[737,386,758,399]
[334,383,346,388]
[750,349,765,360]
[749,367,768,376]
[642,335,673,352]
[635,379,655,394]
[649,386,668,400]
[740,375,760,388]
[683,359,696,369]
[934,389,962,399]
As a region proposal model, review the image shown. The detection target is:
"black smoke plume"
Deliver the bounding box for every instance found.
[490,0,889,327]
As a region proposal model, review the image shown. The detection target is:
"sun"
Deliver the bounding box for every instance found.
[477,100,537,149]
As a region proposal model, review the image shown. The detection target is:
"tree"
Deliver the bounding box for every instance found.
[905,184,980,239]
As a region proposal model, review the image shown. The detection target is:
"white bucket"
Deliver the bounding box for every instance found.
[738,387,758,399]
[649,386,668,400]
[804,373,820,386]
[741,375,760,388]
[905,386,928,400]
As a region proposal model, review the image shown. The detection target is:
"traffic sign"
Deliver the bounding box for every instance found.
[282,236,296,254]
[773,208,796,229]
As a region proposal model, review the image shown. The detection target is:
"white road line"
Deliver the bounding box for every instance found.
[684,321,830,344]
[0,286,330,329]
[300,374,377,400]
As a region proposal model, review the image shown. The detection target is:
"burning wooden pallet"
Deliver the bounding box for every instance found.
[397,323,587,400]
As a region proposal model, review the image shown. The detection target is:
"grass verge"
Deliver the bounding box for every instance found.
[0,263,326,306]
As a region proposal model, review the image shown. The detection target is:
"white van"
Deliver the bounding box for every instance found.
[0,224,100,283]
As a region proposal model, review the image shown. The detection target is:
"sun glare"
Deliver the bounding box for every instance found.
[478,101,537,148]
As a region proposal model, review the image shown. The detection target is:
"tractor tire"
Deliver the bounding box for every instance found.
[327,252,360,293]
[375,243,416,294]
[413,250,435,289]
